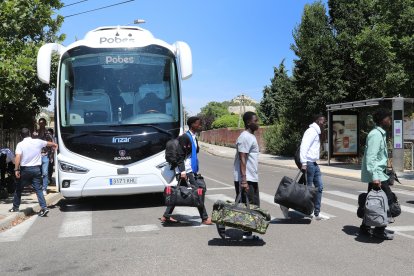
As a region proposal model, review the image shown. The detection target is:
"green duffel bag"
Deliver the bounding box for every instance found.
[211,194,271,235]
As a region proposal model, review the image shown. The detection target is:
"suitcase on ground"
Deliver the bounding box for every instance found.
[274,171,316,215]
[164,179,204,207]
[211,193,271,234]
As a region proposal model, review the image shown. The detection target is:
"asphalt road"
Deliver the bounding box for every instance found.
[1,151,414,275]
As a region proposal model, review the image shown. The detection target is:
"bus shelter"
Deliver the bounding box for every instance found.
[326,96,414,172]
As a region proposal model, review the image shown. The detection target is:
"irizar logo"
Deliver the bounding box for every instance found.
[112,137,131,143]
[100,37,135,44]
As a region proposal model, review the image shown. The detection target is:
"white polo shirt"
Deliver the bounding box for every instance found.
[15,137,47,166]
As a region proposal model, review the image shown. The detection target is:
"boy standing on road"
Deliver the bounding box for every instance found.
[9,128,58,217]
[360,109,395,240]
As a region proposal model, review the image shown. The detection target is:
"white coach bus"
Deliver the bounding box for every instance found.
[36,25,192,198]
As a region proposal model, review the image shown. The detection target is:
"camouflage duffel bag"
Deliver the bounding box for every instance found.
[211,199,271,234]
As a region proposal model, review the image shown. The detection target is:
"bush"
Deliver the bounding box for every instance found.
[264,119,302,156]
[211,114,239,129]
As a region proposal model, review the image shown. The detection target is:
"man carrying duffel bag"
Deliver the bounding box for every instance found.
[215,111,263,240]
[359,109,395,240]
[161,116,212,225]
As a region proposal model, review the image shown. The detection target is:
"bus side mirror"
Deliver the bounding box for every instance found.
[174,41,192,80]
[37,43,66,84]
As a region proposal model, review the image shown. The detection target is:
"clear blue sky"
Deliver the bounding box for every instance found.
[57,0,317,115]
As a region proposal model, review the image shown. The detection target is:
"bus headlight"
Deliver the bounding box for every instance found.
[59,161,89,173]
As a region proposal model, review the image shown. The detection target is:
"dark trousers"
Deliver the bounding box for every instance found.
[12,166,47,209]
[361,179,394,233]
[164,173,209,221]
[48,161,54,182]
[234,181,260,207]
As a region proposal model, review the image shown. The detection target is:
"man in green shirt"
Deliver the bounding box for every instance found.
[360,109,394,240]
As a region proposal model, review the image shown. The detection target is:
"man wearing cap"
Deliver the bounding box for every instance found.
[9,128,58,217]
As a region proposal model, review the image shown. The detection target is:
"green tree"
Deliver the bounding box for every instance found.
[0,0,64,129]
[328,0,410,99]
[211,114,239,129]
[291,1,345,124]
[198,101,230,130]
[259,60,296,125]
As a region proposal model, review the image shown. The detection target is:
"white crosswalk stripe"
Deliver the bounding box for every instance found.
[172,207,208,227]
[0,216,38,242]
[325,190,414,214]
[125,224,160,232]
[58,211,92,238]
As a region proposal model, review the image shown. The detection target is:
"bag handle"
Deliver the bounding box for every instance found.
[235,182,251,210]
[295,170,307,185]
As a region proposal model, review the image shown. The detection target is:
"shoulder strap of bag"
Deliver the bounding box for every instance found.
[376,128,392,168]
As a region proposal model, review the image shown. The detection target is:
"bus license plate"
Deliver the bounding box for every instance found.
[110,178,138,185]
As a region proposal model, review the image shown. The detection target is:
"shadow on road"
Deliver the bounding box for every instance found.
[406,200,414,205]
[208,228,266,246]
[342,225,384,244]
[58,193,165,212]
[208,238,266,247]
[270,218,312,225]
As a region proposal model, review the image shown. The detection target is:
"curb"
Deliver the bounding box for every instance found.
[201,144,414,190]
[0,192,63,231]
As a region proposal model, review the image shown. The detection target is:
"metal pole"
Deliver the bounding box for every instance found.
[327,110,331,166]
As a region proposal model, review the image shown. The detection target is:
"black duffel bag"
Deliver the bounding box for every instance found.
[274,171,316,215]
[389,192,401,218]
[357,193,367,219]
[194,174,207,192]
[164,179,204,207]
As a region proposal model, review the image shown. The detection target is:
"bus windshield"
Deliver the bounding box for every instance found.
[59,46,180,128]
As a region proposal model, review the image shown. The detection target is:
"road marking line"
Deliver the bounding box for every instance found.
[322,198,357,213]
[58,211,92,238]
[208,187,234,191]
[0,216,38,242]
[206,194,234,202]
[387,226,414,232]
[392,232,414,240]
[124,224,159,233]
[392,188,414,197]
[203,175,233,187]
[326,190,414,214]
[325,191,358,200]
[173,207,208,227]
[259,192,336,218]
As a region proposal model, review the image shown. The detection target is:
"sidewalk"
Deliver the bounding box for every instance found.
[200,141,414,188]
[0,184,62,231]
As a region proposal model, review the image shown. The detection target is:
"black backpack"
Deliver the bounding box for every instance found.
[165,139,180,169]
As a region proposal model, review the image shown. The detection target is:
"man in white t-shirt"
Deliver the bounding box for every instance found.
[217,111,261,240]
[9,128,58,217]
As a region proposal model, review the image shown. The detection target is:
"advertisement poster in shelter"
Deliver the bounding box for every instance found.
[332,114,358,156]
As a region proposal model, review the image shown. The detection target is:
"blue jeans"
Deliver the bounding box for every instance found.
[306,162,323,216]
[41,155,49,191]
[13,166,47,209]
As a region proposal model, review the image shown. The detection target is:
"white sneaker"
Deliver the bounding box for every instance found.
[315,214,330,220]
[43,191,47,196]
[280,205,290,219]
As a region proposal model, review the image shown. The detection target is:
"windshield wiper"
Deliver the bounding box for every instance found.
[130,124,173,138]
